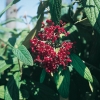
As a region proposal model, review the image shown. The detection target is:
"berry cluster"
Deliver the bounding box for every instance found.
[30,20,73,73]
[38,20,69,42]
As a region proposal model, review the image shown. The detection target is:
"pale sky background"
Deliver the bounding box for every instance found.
[0,0,40,20]
[0,0,71,29]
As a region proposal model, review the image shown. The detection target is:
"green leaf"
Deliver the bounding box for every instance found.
[0,0,20,17]
[0,25,17,34]
[0,86,4,99]
[49,0,62,24]
[64,23,78,34]
[70,53,93,82]
[4,72,20,100]
[40,69,46,83]
[28,80,59,100]
[10,64,19,72]
[81,0,100,34]
[54,69,70,98]
[0,48,5,56]
[61,5,69,16]
[0,18,25,25]
[12,0,20,4]
[15,29,29,46]
[12,57,18,64]
[0,60,11,73]
[12,45,33,66]
[92,75,100,88]
[19,89,29,99]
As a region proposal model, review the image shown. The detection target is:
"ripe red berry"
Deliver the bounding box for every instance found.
[30,20,73,73]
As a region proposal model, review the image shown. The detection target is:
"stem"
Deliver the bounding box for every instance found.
[74,18,87,24]
[18,59,22,75]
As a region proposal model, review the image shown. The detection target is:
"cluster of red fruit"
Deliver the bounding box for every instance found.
[38,20,69,42]
[30,20,73,73]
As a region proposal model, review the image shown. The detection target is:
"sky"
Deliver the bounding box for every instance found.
[0,0,39,20]
[0,0,40,29]
[0,0,71,29]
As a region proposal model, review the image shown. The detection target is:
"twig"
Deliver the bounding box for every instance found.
[74,18,87,24]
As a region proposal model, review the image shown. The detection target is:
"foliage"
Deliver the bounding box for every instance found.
[0,0,100,100]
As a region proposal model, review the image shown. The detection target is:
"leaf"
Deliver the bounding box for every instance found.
[0,0,20,17]
[15,29,29,46]
[70,53,93,82]
[10,64,19,72]
[0,60,11,73]
[28,81,59,100]
[64,23,78,34]
[0,86,4,99]
[8,37,17,46]
[92,75,100,88]
[19,89,29,99]
[4,72,20,100]
[13,0,20,4]
[12,45,33,66]
[0,25,17,34]
[22,14,44,49]
[23,1,48,48]
[0,18,25,26]
[81,0,100,34]
[61,5,69,16]
[49,0,62,24]
[0,48,5,56]
[54,69,70,98]
[40,69,46,83]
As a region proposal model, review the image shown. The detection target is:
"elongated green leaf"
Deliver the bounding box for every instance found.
[0,0,20,17]
[49,0,62,24]
[70,53,93,82]
[0,86,4,99]
[81,0,100,34]
[54,69,70,98]
[12,45,33,66]
[0,25,17,34]
[0,60,11,73]
[19,89,29,99]
[4,72,20,100]
[40,69,46,83]
[1,18,25,26]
